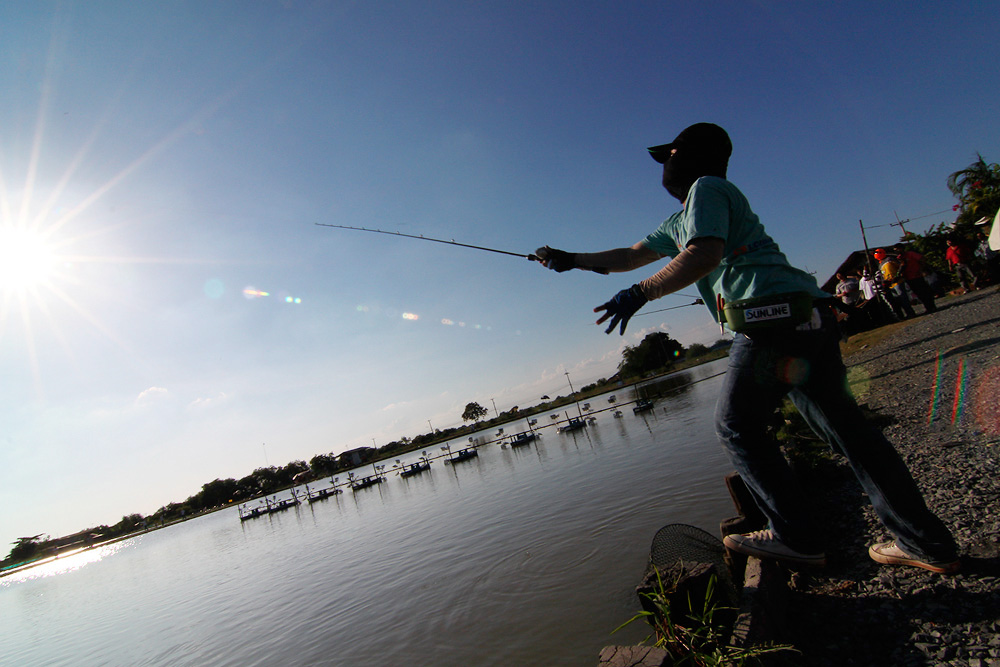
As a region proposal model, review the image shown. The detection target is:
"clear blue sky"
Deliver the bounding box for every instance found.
[2,1,997,549]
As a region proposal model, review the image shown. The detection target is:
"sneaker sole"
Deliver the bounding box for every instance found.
[868,546,960,574]
[723,535,826,567]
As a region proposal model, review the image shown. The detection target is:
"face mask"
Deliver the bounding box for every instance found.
[651,123,732,202]
[661,149,727,202]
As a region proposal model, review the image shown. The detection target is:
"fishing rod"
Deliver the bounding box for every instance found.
[315,223,615,274]
[316,225,717,306]
[315,223,537,260]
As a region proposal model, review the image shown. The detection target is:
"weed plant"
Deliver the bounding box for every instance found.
[616,566,796,666]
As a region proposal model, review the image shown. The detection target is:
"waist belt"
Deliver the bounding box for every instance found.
[722,291,816,333]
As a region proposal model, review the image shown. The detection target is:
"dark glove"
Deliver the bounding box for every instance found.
[534,246,577,272]
[594,285,647,335]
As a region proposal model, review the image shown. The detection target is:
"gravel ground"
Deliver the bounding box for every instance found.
[784,286,1000,666]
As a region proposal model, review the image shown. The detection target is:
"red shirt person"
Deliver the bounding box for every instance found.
[946,237,978,292]
[896,245,937,313]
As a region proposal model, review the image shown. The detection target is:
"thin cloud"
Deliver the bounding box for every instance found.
[135,386,169,406]
[188,392,229,409]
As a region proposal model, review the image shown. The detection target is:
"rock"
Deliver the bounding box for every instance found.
[597,645,670,667]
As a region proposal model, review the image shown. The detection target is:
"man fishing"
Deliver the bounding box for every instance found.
[535,122,959,573]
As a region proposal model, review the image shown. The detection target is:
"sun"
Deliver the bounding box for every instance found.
[0,226,58,296]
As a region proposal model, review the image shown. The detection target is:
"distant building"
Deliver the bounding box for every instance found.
[338,447,376,468]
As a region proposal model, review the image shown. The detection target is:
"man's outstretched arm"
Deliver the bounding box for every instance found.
[535,242,663,274]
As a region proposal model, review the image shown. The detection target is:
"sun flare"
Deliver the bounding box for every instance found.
[0,226,58,295]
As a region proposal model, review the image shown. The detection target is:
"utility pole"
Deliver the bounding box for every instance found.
[893,211,910,236]
[491,398,499,417]
[859,220,874,277]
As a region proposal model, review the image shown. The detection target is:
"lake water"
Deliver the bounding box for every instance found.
[1,361,737,666]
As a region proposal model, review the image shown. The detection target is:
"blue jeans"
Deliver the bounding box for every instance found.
[715,306,957,561]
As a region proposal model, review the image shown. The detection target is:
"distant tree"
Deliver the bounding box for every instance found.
[277,461,309,486]
[686,343,710,358]
[948,154,1000,225]
[195,478,242,508]
[6,535,45,563]
[618,332,684,378]
[237,474,261,497]
[110,514,146,535]
[309,453,339,476]
[251,466,282,493]
[462,401,489,423]
[150,502,187,524]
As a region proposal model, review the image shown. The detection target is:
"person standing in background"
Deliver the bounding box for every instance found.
[895,244,937,313]
[946,236,978,293]
[875,248,915,320]
[975,230,999,285]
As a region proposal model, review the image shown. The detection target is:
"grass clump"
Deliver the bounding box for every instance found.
[616,565,796,666]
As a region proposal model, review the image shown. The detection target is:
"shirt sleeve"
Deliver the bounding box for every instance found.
[679,178,731,247]
[641,216,682,257]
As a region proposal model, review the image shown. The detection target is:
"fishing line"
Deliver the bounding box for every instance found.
[635,299,704,317]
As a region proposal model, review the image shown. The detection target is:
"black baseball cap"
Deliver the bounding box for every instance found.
[648,123,733,164]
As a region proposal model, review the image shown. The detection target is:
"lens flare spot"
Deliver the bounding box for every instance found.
[402,312,419,320]
[951,357,968,425]
[441,318,454,326]
[776,357,809,386]
[847,366,871,399]
[973,365,1000,436]
[204,279,225,299]
[285,296,302,304]
[927,351,945,424]
[243,287,269,299]
[356,305,370,312]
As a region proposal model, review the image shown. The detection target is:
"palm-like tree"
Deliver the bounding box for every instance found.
[948,154,1000,224]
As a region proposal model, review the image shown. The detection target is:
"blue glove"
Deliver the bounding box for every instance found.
[594,285,647,335]
[535,246,577,272]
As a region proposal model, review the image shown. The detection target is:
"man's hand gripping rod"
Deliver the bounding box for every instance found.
[533,245,609,274]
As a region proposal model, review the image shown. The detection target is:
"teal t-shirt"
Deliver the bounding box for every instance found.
[641,176,827,323]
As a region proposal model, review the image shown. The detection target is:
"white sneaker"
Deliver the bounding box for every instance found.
[868,541,959,574]
[723,529,826,566]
